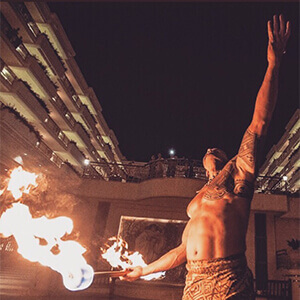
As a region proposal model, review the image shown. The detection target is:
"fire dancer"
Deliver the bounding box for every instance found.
[121,15,291,299]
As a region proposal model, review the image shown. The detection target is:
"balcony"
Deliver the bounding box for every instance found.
[9,54,57,102]
[43,116,69,149]
[67,141,85,166]
[9,2,40,39]
[103,143,115,162]
[11,79,49,120]
[0,65,50,124]
[80,104,96,130]
[254,279,292,299]
[34,33,66,78]
[58,75,83,112]
[64,121,91,150]
[0,60,17,88]
[50,95,76,129]
[0,13,30,66]
[88,145,102,162]
[0,3,36,45]
[83,159,206,182]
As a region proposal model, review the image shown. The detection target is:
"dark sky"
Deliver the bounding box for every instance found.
[48,2,299,162]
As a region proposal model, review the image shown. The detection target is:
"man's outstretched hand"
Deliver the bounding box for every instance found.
[267,14,291,66]
[119,266,143,282]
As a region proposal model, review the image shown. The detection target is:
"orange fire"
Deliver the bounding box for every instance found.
[0,167,94,291]
[7,166,38,200]
[101,237,165,280]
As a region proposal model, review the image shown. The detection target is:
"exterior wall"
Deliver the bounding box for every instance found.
[266,213,277,280]
[275,217,300,251]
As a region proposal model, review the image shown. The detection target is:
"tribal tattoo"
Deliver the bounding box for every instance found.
[237,129,258,172]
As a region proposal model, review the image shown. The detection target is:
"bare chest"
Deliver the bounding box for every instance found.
[187,160,253,217]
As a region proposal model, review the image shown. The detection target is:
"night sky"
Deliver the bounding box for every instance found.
[48,2,299,162]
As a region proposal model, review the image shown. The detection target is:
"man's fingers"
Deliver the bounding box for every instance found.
[279,14,285,36]
[267,20,274,43]
[285,21,291,40]
[273,15,279,37]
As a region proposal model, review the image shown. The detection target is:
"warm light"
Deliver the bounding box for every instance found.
[84,159,90,166]
[0,167,94,291]
[102,237,165,280]
[283,175,288,181]
[13,156,23,165]
[7,166,38,200]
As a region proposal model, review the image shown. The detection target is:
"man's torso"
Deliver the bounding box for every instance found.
[184,158,254,260]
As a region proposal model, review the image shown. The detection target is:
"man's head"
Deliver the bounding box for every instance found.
[202,148,228,177]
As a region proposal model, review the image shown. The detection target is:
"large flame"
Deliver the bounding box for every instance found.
[102,237,165,280]
[0,167,94,291]
[7,166,38,200]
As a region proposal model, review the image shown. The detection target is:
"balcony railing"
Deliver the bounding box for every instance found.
[254,279,292,299]
[82,159,297,194]
[83,158,207,183]
[40,33,67,72]
[10,2,41,37]
[276,249,300,270]
[255,175,297,195]
[59,75,83,110]
[0,12,26,52]
[50,95,76,128]
[44,116,69,148]
[0,60,17,86]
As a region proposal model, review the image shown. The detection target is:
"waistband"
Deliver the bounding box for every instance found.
[186,253,247,274]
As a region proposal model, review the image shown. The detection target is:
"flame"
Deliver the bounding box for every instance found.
[0,167,94,291]
[102,237,165,280]
[7,166,38,200]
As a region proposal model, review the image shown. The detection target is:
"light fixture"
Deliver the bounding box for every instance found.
[283,175,288,181]
[169,148,175,156]
[14,156,23,165]
[84,159,90,166]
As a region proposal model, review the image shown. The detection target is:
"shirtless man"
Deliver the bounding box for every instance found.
[122,15,291,299]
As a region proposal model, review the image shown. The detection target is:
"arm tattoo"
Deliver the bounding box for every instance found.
[238,129,258,171]
[234,179,254,198]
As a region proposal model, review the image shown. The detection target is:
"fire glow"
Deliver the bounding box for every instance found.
[7,166,38,200]
[102,237,165,280]
[0,167,94,291]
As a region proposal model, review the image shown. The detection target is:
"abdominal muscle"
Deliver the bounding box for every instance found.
[185,194,250,261]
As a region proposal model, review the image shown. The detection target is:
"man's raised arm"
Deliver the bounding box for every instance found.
[249,14,291,137]
[236,15,291,178]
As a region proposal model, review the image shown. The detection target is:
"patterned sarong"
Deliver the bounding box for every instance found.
[182,253,254,300]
